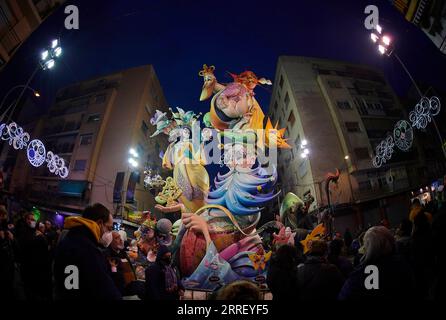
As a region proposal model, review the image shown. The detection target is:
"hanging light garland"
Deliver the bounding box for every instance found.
[0,121,69,178]
[372,96,441,168]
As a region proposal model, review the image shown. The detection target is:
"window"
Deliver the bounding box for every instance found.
[279,75,284,89]
[273,101,278,110]
[64,121,76,131]
[73,160,87,171]
[328,80,342,88]
[95,94,106,104]
[288,111,296,127]
[80,134,93,146]
[354,148,370,160]
[284,92,290,108]
[374,103,383,110]
[336,101,352,110]
[71,97,89,108]
[358,180,372,191]
[354,98,368,115]
[87,114,100,122]
[345,122,361,132]
[141,120,149,135]
[366,102,375,110]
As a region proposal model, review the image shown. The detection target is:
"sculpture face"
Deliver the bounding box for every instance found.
[216,83,251,119]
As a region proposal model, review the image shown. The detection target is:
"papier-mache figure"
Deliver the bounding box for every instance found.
[199,64,271,131]
[148,65,291,291]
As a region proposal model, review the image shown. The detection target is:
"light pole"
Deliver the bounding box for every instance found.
[344,155,355,203]
[370,25,446,160]
[0,85,40,122]
[0,39,62,124]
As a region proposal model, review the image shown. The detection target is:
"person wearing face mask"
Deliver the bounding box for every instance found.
[54,203,121,300]
[144,245,184,300]
[15,211,52,300]
[105,231,144,298]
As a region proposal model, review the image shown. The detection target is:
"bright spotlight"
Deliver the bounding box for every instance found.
[52,39,59,49]
[376,24,382,34]
[378,45,386,55]
[41,50,49,61]
[54,47,62,57]
[45,59,55,69]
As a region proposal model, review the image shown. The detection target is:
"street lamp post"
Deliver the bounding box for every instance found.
[370,25,446,160]
[0,85,40,122]
[344,155,355,203]
[0,39,62,124]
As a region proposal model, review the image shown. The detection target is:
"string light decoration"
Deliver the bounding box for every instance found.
[0,122,30,150]
[409,96,441,129]
[372,136,394,168]
[27,139,46,167]
[393,120,413,152]
[372,96,441,168]
[0,121,69,178]
[46,151,69,178]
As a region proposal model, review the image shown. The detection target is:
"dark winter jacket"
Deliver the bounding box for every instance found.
[338,254,415,300]
[297,255,344,300]
[266,257,299,300]
[144,245,183,300]
[54,216,121,300]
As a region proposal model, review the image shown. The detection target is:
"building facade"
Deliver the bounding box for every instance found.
[0,0,64,69]
[3,65,169,217]
[269,56,429,230]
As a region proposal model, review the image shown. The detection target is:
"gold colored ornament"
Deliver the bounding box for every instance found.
[155,177,182,207]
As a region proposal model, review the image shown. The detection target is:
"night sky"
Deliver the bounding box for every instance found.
[1,0,445,117]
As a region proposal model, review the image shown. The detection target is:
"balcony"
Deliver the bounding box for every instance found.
[42,121,81,137]
[353,178,410,202]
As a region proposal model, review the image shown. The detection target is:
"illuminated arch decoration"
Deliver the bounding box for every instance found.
[393,120,413,152]
[372,96,441,168]
[0,121,69,178]
[27,139,47,167]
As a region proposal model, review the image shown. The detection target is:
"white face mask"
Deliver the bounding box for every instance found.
[100,231,113,247]
[29,221,36,229]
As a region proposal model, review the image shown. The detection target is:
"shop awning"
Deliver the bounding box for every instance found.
[58,180,88,198]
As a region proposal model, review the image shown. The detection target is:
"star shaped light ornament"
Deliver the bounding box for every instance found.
[264,118,291,149]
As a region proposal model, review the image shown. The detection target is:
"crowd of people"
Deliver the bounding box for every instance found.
[0,195,445,301]
[267,197,446,300]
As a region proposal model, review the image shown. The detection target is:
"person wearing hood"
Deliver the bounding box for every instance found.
[144,245,184,300]
[54,203,121,300]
